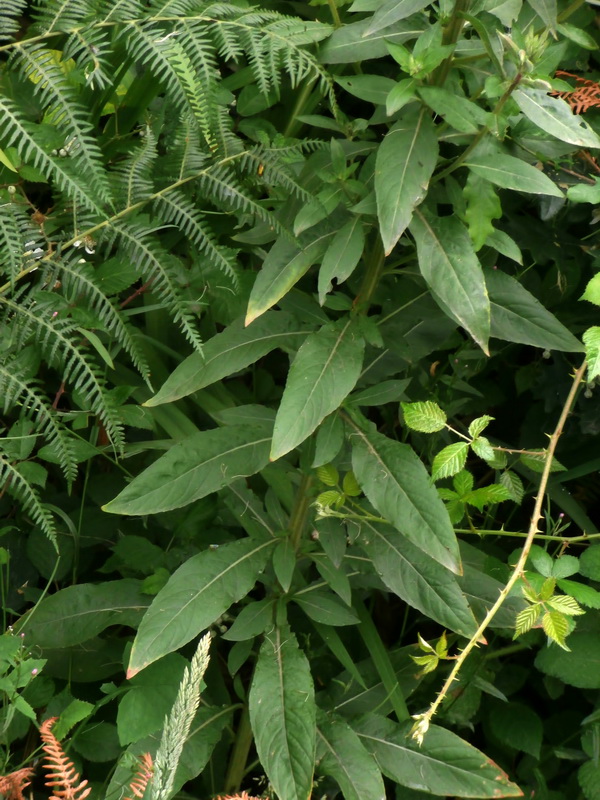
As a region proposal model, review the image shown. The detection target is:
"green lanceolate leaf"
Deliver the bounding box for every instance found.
[410,209,490,353]
[364,0,431,36]
[128,537,275,676]
[375,108,438,255]
[316,715,385,800]
[249,625,316,800]
[356,715,523,797]
[103,425,272,515]
[513,88,600,148]
[359,520,478,637]
[271,319,364,460]
[486,269,584,352]
[351,427,461,573]
[464,172,502,251]
[464,153,563,197]
[293,590,359,626]
[318,218,365,304]
[16,580,150,649]
[146,312,313,405]
[246,223,335,324]
[418,87,488,134]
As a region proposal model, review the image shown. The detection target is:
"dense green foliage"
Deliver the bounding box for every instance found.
[2,0,600,798]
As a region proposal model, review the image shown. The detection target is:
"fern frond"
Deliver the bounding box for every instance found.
[153,191,238,283]
[98,0,144,23]
[0,450,57,547]
[111,127,158,207]
[125,754,154,800]
[48,255,152,384]
[0,767,34,800]
[0,203,28,285]
[164,36,217,151]
[198,165,284,235]
[0,363,77,487]
[151,634,211,800]
[240,148,313,204]
[160,116,209,182]
[0,97,103,215]
[33,0,97,34]
[0,0,27,44]
[39,717,92,800]
[0,295,125,450]
[62,28,113,90]
[11,44,112,205]
[112,223,203,351]
[122,22,192,112]
[147,0,208,16]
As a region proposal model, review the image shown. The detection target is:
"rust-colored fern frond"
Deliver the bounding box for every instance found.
[39,717,91,800]
[552,70,600,114]
[215,793,270,800]
[124,753,153,800]
[0,767,34,800]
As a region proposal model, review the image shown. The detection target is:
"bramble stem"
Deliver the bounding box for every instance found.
[411,359,587,744]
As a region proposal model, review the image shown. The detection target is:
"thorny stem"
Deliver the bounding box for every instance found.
[411,359,588,745]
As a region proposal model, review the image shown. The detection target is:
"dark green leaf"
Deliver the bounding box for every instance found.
[464,153,563,197]
[316,715,385,800]
[294,590,359,626]
[271,319,364,460]
[104,425,272,515]
[411,210,490,352]
[128,538,275,676]
[318,218,364,304]
[146,313,312,405]
[351,427,461,573]
[359,520,478,637]
[514,89,600,148]
[249,626,316,800]
[376,109,438,255]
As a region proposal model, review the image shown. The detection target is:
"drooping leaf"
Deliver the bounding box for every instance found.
[319,18,424,64]
[16,580,150,648]
[410,209,490,353]
[356,715,523,797]
[488,702,543,759]
[271,319,364,460]
[146,312,312,405]
[359,520,478,637]
[127,538,275,676]
[351,427,461,573]
[318,218,365,304]
[418,87,488,134]
[486,268,584,352]
[104,425,272,515]
[514,88,600,148]
[249,625,316,800]
[375,109,438,255]
[316,715,385,800]
[364,0,432,36]
[464,153,563,197]
[294,590,359,626]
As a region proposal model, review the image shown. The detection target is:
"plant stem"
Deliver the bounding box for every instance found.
[289,473,313,550]
[411,359,587,744]
[223,704,253,794]
[327,0,342,28]
[455,528,600,543]
[433,71,522,184]
[355,232,385,311]
[483,642,531,661]
[283,77,318,138]
[432,0,471,86]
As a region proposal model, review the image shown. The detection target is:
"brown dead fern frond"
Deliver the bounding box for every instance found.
[214,793,270,800]
[124,753,154,800]
[39,717,91,800]
[552,70,600,114]
[0,767,34,800]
